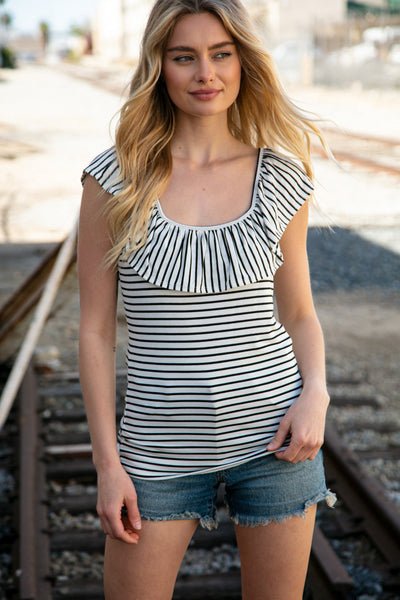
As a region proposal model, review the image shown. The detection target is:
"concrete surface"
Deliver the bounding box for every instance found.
[0,64,122,243]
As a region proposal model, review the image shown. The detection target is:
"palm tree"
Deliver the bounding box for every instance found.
[39,21,50,53]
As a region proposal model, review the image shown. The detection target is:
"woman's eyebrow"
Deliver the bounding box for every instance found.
[166,41,235,53]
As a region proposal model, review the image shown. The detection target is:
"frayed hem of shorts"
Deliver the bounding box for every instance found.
[140,511,218,531]
[229,488,337,528]
[324,489,337,508]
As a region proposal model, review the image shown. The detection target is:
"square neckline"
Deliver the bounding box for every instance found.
[155,148,263,231]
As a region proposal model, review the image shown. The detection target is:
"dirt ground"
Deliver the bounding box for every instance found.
[315,289,400,406]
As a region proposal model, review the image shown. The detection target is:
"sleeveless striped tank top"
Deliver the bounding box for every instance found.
[82,147,313,479]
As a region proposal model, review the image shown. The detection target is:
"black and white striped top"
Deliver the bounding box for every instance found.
[82,147,314,480]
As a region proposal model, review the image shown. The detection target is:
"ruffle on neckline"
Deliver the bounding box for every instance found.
[121,149,313,294]
[123,202,282,294]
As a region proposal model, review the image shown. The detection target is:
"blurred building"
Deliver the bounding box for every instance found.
[247,0,347,83]
[92,0,152,62]
[5,33,42,63]
[249,0,346,46]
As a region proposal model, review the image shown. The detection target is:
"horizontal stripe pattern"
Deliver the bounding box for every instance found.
[117,274,302,479]
[81,146,313,480]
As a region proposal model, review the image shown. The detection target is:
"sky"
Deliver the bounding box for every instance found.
[3,0,100,34]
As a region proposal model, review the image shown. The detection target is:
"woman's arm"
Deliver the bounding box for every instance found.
[266,200,330,462]
[78,175,141,542]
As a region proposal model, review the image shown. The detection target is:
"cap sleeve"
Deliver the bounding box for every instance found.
[259,149,314,240]
[81,146,124,196]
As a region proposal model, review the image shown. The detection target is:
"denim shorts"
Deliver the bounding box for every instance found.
[129,450,336,530]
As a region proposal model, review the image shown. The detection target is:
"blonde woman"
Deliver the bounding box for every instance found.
[78,0,335,598]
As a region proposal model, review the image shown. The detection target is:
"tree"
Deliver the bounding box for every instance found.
[0,1,16,68]
[387,0,400,12]
[39,21,50,53]
[1,13,12,28]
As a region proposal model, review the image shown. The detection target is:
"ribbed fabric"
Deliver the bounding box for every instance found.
[82,146,313,480]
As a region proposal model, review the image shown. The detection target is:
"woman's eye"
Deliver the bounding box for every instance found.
[173,55,194,63]
[215,52,232,60]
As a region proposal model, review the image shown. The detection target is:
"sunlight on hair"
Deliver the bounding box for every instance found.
[104,0,330,268]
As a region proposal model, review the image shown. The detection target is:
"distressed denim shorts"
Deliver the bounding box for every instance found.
[129,450,336,530]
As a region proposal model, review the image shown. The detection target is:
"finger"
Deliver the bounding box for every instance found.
[113,527,140,543]
[106,515,140,543]
[266,419,290,452]
[274,435,305,462]
[99,506,140,543]
[125,498,142,532]
[276,438,321,463]
[275,446,300,462]
[302,444,323,462]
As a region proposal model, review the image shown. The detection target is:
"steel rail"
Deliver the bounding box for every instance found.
[9,348,400,598]
[323,423,400,578]
[17,362,52,600]
[13,366,356,600]
[0,243,77,364]
[312,144,400,176]
[321,126,400,148]
[0,220,78,429]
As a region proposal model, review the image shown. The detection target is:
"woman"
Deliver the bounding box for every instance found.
[78,1,335,598]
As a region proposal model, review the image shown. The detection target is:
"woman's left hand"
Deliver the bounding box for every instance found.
[266,383,330,463]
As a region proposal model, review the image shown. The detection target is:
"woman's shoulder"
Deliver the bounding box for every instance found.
[81,146,124,196]
[258,147,313,199]
[255,147,314,230]
[260,148,311,183]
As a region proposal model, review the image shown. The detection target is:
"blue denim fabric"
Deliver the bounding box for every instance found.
[129,450,336,530]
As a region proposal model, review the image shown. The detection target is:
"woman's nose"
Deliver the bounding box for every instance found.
[195,57,214,83]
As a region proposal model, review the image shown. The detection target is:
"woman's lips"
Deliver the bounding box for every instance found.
[189,89,221,100]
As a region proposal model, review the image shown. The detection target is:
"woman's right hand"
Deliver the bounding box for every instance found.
[96,464,142,544]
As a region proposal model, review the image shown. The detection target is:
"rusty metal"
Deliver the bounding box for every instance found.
[307,530,353,600]
[17,362,51,600]
[309,525,354,596]
[14,365,351,600]
[0,240,77,363]
[0,243,60,341]
[324,423,400,574]
[27,368,357,600]
[5,343,400,600]
[6,328,400,599]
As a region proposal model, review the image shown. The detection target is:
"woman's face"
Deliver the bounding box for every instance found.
[162,12,242,119]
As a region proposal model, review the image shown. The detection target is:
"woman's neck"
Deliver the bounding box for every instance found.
[171,112,241,167]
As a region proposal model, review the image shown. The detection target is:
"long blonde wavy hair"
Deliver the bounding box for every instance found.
[106,0,325,266]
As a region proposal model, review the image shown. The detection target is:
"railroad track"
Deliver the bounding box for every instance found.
[313,127,400,178]
[0,81,399,595]
[322,374,400,599]
[0,240,76,364]
[0,362,399,599]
